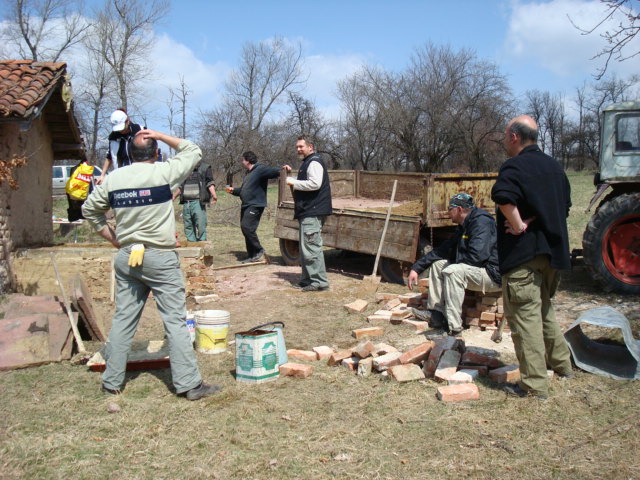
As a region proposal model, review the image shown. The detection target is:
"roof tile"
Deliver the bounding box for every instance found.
[0,60,67,119]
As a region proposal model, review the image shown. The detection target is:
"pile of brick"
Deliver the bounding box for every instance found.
[182,256,217,297]
[283,336,521,403]
[462,291,507,332]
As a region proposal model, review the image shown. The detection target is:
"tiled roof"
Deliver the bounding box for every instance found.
[0,60,67,119]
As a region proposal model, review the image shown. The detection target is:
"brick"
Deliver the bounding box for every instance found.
[372,351,402,371]
[367,314,391,324]
[327,349,353,366]
[497,297,503,306]
[342,357,359,371]
[481,296,499,306]
[383,298,402,310]
[399,341,435,364]
[357,357,373,376]
[344,299,369,314]
[480,311,496,321]
[465,317,480,327]
[279,362,313,378]
[389,364,425,382]
[489,364,520,383]
[458,365,488,376]
[286,349,317,362]
[422,336,458,378]
[436,383,480,402]
[478,304,498,313]
[434,350,462,382]
[313,345,334,360]
[448,369,479,385]
[372,343,398,356]
[353,340,375,359]
[460,351,503,369]
[401,319,429,333]
[375,292,399,303]
[398,294,421,304]
[352,327,384,339]
[418,278,429,288]
[372,309,393,318]
[390,307,412,323]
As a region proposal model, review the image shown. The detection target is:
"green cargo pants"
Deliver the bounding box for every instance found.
[298,216,329,289]
[502,254,572,396]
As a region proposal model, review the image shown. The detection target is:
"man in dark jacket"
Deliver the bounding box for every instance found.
[491,115,573,399]
[96,109,144,185]
[226,151,283,263]
[174,162,217,242]
[283,135,332,292]
[407,193,501,335]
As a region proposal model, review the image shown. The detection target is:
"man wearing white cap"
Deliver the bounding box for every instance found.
[96,109,144,185]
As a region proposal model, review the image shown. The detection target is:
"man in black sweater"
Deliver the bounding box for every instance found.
[491,115,574,399]
[407,193,501,335]
[226,151,283,262]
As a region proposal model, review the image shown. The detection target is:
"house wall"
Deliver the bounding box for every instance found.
[0,117,55,293]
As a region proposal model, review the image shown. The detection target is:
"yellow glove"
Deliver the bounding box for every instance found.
[128,244,145,267]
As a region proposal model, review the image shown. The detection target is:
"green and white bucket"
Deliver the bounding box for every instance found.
[195,310,230,354]
[235,326,280,383]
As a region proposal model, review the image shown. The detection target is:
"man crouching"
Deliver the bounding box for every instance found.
[82,129,221,400]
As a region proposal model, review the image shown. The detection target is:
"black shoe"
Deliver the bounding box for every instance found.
[410,308,445,328]
[185,382,222,401]
[301,284,329,292]
[251,250,264,262]
[292,281,310,289]
[503,384,547,400]
[448,327,463,337]
[557,370,575,380]
[102,385,122,395]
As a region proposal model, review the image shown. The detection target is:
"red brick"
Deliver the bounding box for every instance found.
[342,357,359,371]
[279,362,313,378]
[375,292,399,303]
[489,364,520,383]
[418,278,429,288]
[434,350,462,382]
[422,336,457,378]
[398,294,421,304]
[390,307,412,323]
[399,341,435,364]
[448,369,479,385]
[436,383,480,402]
[286,349,317,362]
[481,296,499,306]
[327,349,353,366]
[353,340,375,359]
[458,365,488,376]
[312,346,334,360]
[367,314,391,324]
[372,343,398,356]
[352,327,384,339]
[478,304,498,313]
[357,357,373,376]
[460,351,503,369]
[372,351,402,371]
[389,364,425,382]
[383,298,402,310]
[344,299,369,314]
[480,311,496,321]
[401,319,429,333]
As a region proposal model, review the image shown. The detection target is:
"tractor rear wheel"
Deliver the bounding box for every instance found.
[582,192,640,294]
[279,239,300,266]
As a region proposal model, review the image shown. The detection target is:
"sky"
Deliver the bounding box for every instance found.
[5,0,640,134]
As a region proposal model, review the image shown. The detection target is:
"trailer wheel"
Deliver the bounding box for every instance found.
[279,239,300,266]
[582,192,640,294]
[378,257,411,285]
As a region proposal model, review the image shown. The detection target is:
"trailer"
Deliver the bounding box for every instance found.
[274,170,498,283]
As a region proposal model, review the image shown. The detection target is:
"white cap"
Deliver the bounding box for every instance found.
[110,110,128,132]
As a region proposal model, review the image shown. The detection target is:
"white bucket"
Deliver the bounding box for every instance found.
[185,311,196,344]
[195,310,230,354]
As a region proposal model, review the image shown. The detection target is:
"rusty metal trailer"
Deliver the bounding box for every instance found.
[274,170,498,283]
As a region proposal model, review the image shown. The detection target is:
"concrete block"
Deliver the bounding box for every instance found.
[286,349,317,362]
[389,364,425,382]
[352,327,384,339]
[279,362,313,378]
[344,299,369,314]
[399,341,435,364]
[489,364,520,383]
[434,350,462,382]
[436,383,480,402]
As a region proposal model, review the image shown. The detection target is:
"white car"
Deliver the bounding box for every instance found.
[52,165,102,195]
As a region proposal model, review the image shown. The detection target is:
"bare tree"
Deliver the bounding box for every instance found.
[571,0,640,79]
[226,37,305,132]
[1,0,90,61]
[88,0,169,110]
[166,75,190,139]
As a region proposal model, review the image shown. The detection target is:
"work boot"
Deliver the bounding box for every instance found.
[301,284,329,292]
[503,383,547,400]
[102,384,122,395]
[411,308,446,328]
[185,382,222,401]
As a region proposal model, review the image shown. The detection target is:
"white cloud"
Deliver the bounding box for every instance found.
[504,0,640,79]
[304,53,367,119]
